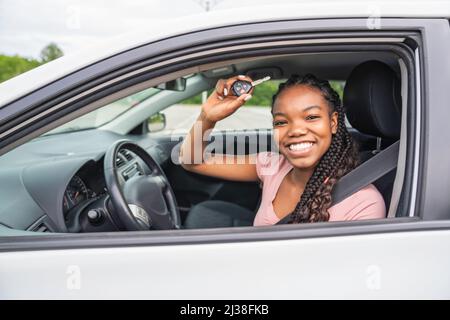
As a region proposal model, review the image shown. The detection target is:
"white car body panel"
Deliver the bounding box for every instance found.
[1,229,449,299]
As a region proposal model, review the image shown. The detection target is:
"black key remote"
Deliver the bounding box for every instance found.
[230,76,271,96]
[231,80,252,96]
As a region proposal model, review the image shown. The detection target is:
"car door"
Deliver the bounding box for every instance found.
[1,17,450,299]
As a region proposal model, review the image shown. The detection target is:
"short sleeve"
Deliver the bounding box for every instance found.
[255,152,284,182]
[255,152,271,182]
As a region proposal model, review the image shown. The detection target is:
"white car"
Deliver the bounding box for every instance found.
[1,0,450,299]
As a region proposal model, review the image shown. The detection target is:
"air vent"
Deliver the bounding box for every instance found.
[120,149,134,161]
[116,155,125,167]
[116,150,134,168]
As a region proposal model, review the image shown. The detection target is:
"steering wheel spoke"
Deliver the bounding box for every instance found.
[104,140,180,231]
[127,204,152,229]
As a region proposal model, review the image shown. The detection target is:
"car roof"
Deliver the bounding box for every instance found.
[0,0,449,108]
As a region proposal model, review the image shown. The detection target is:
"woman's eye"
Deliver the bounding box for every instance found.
[273,120,287,126]
[306,115,320,120]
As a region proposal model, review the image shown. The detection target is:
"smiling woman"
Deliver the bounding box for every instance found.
[180,73,385,227]
[256,74,385,225]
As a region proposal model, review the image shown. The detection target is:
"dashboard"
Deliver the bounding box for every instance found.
[62,148,151,223]
[63,175,94,215]
[0,130,169,233]
[62,161,106,218]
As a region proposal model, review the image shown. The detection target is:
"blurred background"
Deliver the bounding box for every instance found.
[0,0,303,80]
[0,0,343,110]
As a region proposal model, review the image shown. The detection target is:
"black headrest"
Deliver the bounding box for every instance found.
[343,60,401,139]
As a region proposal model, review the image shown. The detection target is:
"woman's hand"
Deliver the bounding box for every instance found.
[180,75,259,182]
[201,75,253,123]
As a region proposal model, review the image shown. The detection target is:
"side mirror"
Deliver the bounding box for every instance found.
[155,78,187,91]
[147,112,166,132]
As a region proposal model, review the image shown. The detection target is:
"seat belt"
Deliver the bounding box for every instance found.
[276,140,400,225]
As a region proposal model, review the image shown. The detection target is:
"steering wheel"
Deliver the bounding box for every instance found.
[104,140,180,231]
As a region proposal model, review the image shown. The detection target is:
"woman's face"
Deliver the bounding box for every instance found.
[272,85,338,170]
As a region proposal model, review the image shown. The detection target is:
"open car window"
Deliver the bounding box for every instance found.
[0,47,409,236]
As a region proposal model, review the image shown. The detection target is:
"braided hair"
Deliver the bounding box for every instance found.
[272,74,359,223]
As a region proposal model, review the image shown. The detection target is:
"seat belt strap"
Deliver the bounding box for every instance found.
[276,140,400,225]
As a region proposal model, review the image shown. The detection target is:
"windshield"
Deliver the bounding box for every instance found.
[43,87,160,135]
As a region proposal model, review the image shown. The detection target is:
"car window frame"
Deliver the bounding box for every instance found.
[0,18,446,251]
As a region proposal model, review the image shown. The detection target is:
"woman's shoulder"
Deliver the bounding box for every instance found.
[255,151,289,181]
[354,184,386,205]
[329,183,386,221]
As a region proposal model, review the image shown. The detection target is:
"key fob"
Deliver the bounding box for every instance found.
[231,80,252,96]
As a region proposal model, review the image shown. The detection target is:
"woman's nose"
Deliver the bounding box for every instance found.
[287,125,308,137]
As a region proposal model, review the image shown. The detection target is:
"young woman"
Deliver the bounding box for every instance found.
[179,74,385,226]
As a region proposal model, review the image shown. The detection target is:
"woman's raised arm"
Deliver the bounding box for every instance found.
[179,76,259,182]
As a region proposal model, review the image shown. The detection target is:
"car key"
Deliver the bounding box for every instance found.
[231,76,271,96]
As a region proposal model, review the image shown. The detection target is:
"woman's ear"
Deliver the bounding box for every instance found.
[331,111,338,134]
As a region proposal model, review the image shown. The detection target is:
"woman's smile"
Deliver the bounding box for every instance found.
[272,85,338,170]
[284,141,316,157]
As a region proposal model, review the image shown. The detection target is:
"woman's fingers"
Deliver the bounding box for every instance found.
[204,77,253,122]
[213,79,222,100]
[225,93,252,113]
[212,75,254,108]
[216,75,254,98]
[215,79,230,100]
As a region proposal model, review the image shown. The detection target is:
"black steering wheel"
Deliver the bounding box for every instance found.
[104,140,180,231]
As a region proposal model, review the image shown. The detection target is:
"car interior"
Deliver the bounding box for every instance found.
[0,50,406,235]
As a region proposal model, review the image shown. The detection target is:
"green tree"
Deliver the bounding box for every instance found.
[0,43,64,83]
[0,55,41,83]
[40,43,63,63]
[330,81,344,100]
[245,80,282,106]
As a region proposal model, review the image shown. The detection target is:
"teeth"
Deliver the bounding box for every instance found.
[289,142,313,151]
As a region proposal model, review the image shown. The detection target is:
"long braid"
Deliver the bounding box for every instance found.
[272,74,359,223]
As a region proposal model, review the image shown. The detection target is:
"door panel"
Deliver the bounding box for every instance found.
[1,229,450,299]
[155,130,268,221]
[167,165,261,216]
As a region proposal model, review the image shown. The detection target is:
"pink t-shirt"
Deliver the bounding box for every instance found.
[253,152,386,226]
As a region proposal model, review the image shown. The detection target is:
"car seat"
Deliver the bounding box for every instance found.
[343,60,402,211]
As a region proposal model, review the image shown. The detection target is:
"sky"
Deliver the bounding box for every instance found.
[0,0,303,59]
[0,0,205,58]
